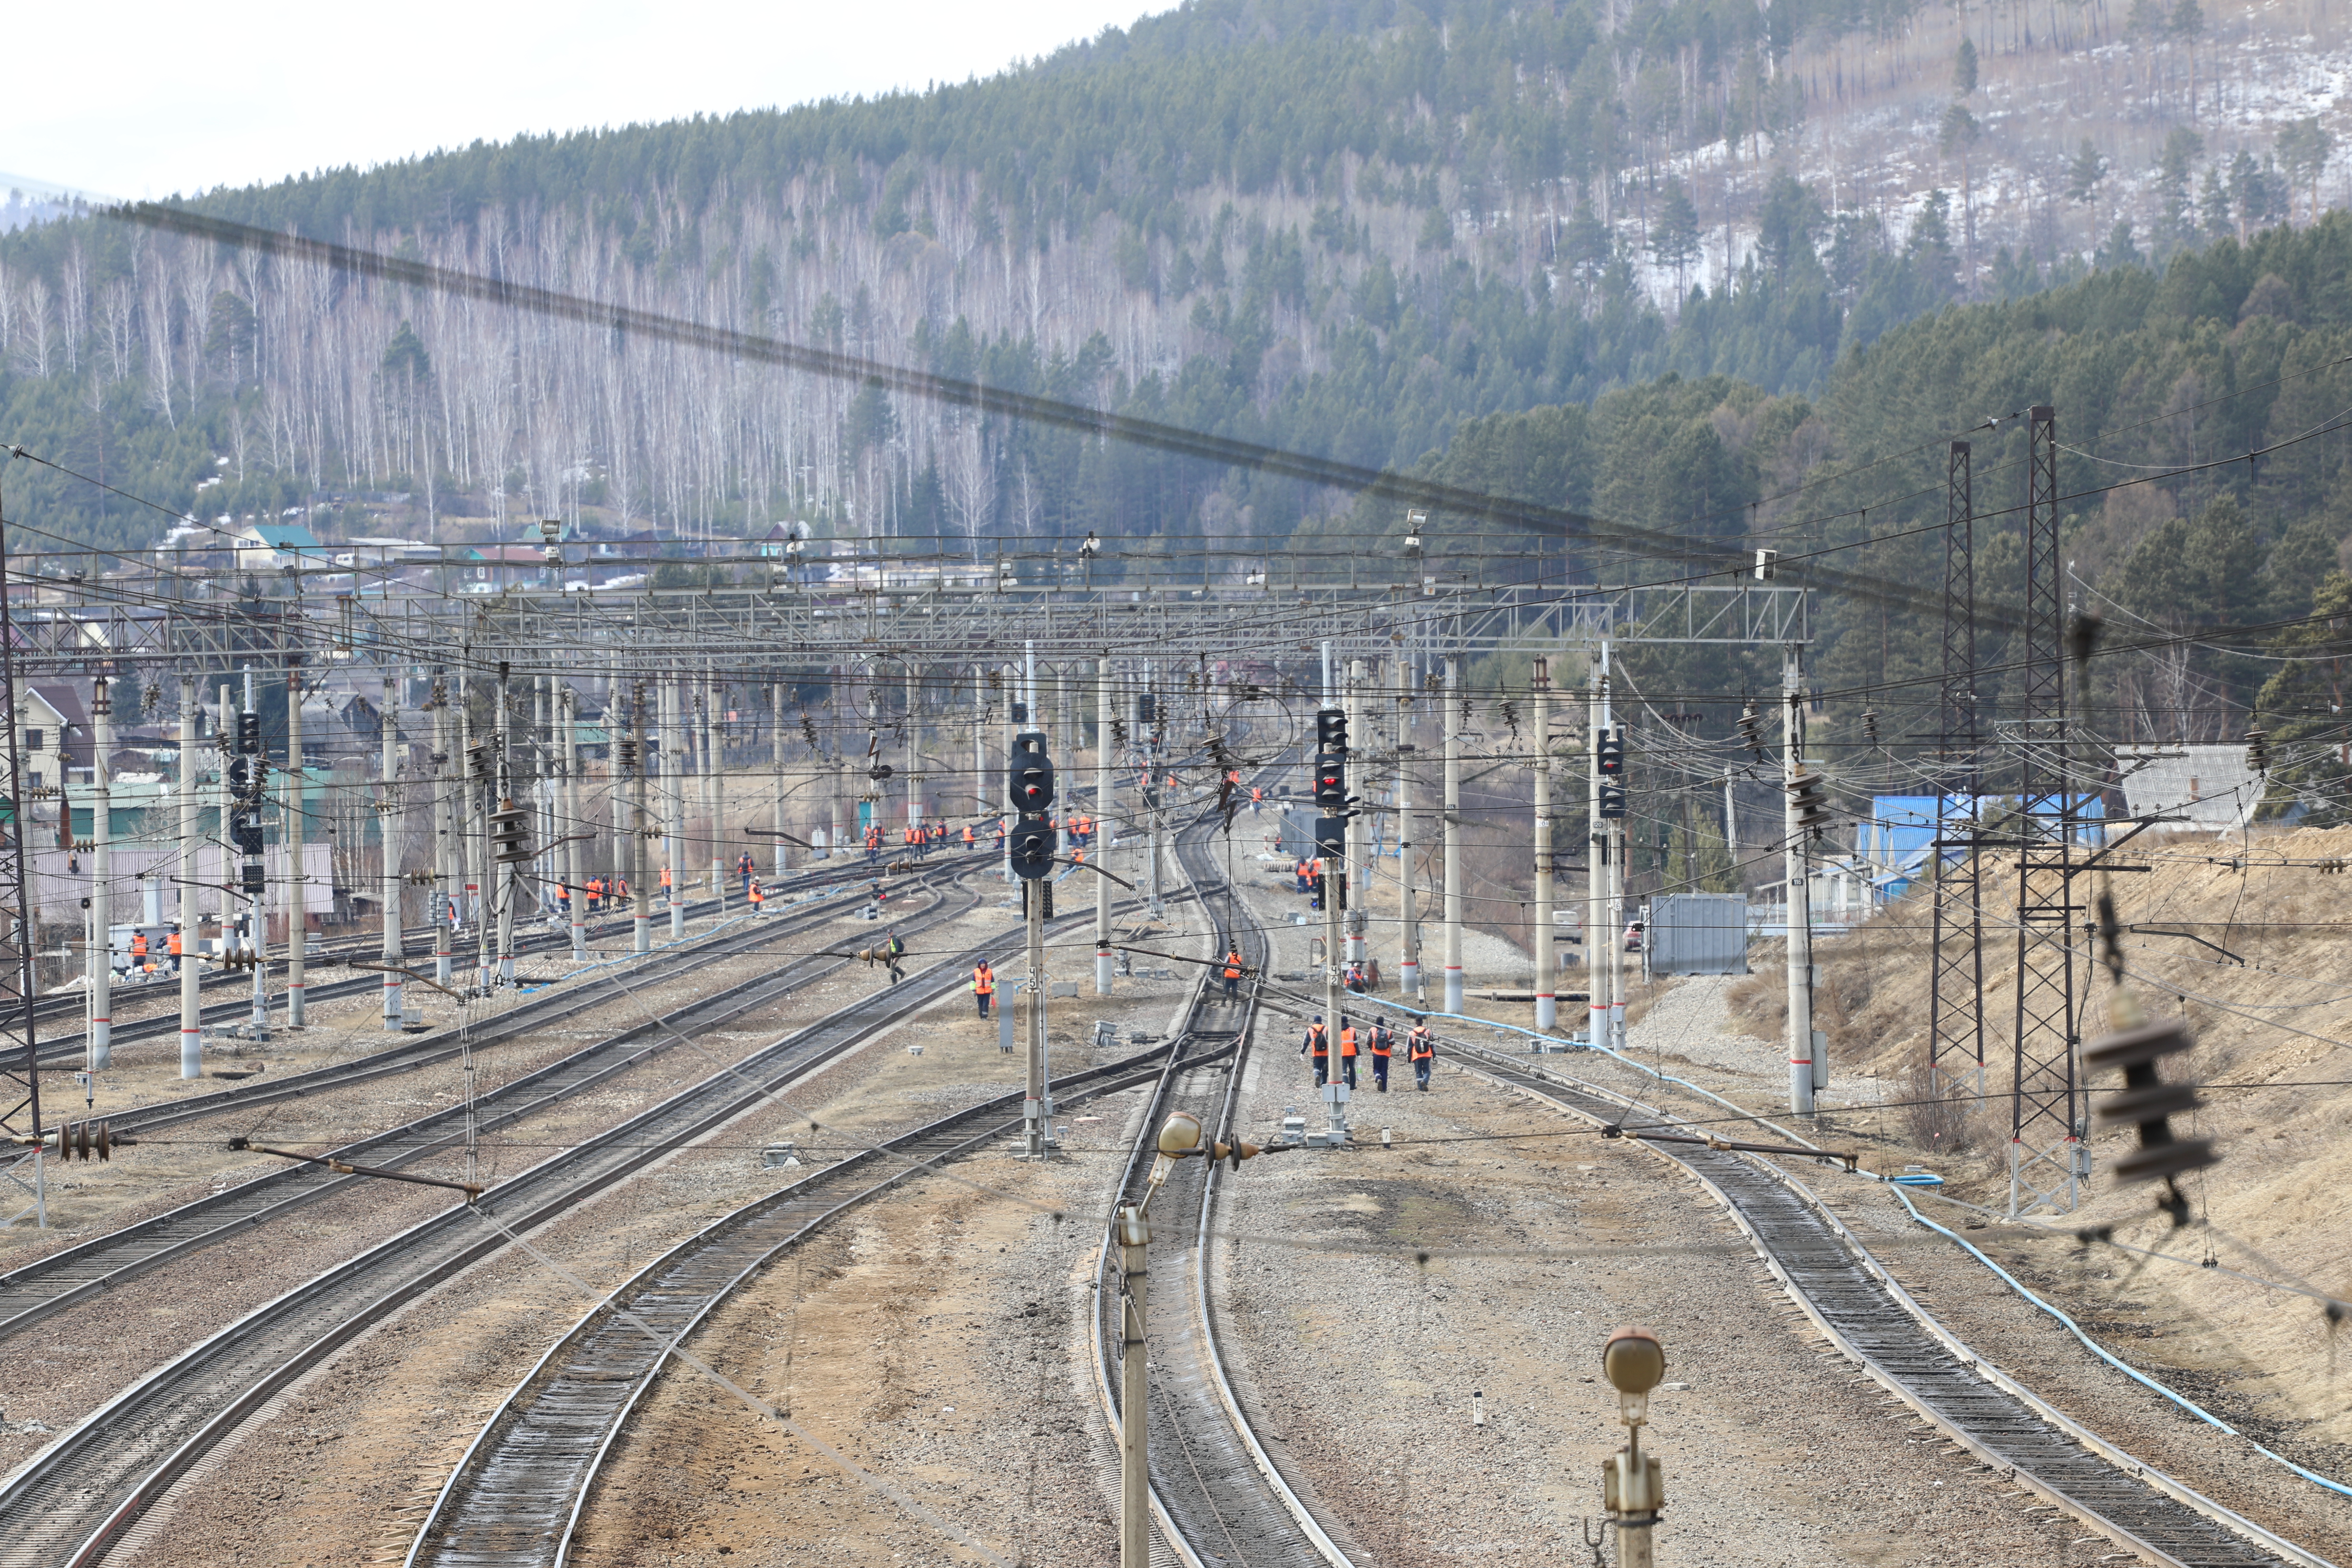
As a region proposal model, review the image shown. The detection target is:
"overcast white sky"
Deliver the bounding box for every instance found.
[3,0,1163,201]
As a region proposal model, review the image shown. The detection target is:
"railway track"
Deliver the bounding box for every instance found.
[0,881,1106,1568]
[27,851,902,1068]
[0,873,971,1345]
[401,1038,1199,1567]
[1089,764,1355,1568]
[1441,1038,2326,1568]
[75,857,920,1143]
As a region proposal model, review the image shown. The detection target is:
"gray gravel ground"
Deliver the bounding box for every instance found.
[1209,877,2223,1567]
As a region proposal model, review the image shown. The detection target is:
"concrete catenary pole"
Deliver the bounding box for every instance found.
[1602,653,1625,1052]
[633,684,653,955]
[908,663,926,844]
[1588,650,1609,1047]
[1344,659,1366,971]
[285,664,305,1027]
[433,684,456,985]
[379,673,404,1029]
[87,675,111,1070]
[666,673,687,940]
[177,675,202,1078]
[1116,1203,1151,1568]
[1396,654,1419,998]
[703,665,724,906]
[1783,644,1817,1114]
[244,669,269,1041]
[1533,658,1555,1032]
[770,681,789,880]
[495,663,516,985]
[1442,654,1464,1014]
[1095,658,1114,994]
[563,684,586,959]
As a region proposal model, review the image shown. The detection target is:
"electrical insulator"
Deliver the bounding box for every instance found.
[1863,709,1880,748]
[1738,702,1767,761]
[1007,732,1054,812]
[2246,728,2269,774]
[56,1120,114,1161]
[2084,1017,2218,1189]
[1596,730,1626,776]
[467,742,494,780]
[489,798,534,864]
[1315,708,1348,752]
[1786,770,1834,835]
[615,738,638,769]
[1010,813,1054,880]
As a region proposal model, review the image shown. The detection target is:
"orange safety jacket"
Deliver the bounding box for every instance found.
[1223,951,1243,979]
[749,883,764,905]
[973,963,995,995]
[1339,1026,1359,1059]
[1304,1024,1328,1057]
[963,825,976,844]
[661,867,673,889]
[1369,1028,1392,1058]
[1409,1031,1434,1062]
[167,932,183,957]
[132,934,148,956]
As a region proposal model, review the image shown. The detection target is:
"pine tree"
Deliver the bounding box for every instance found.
[1647,179,1702,302]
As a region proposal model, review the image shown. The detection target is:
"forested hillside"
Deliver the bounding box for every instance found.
[0,0,2348,756]
[3,0,2345,559]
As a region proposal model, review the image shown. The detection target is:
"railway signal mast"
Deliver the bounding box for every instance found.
[1009,730,1056,1158]
[1315,703,1350,1141]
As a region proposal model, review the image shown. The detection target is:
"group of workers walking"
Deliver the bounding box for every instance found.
[1300,1013,1435,1092]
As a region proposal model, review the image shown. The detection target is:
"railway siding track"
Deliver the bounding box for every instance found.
[1444,1040,2328,1568]
[0,878,969,1344]
[0,899,1088,1568]
[28,852,889,1068]
[405,1043,1208,1568]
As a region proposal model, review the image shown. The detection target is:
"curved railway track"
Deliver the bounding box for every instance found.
[0,873,1130,1568]
[0,873,970,1345]
[396,760,1327,1568]
[1089,765,1356,1568]
[1438,1037,2327,1568]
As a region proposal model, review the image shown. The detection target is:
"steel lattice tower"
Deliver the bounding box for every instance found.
[2010,406,2082,1214]
[1928,441,1985,1116]
[0,494,46,1225]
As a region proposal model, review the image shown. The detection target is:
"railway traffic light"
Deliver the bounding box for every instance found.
[1596,729,1625,776]
[1008,732,1055,813]
[1315,708,1348,753]
[1314,751,1347,810]
[1598,781,1627,819]
[1010,813,1054,879]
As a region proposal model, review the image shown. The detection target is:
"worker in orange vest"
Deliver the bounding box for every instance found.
[1300,1016,1329,1086]
[1222,945,1244,999]
[963,823,976,848]
[973,959,996,1019]
[1369,1016,1394,1092]
[1337,1017,1360,1090]
[737,851,755,895]
[167,927,184,974]
[1409,1023,1436,1090]
[1250,786,1263,815]
[748,880,765,914]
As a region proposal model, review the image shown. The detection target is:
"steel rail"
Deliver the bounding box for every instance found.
[405,1044,1211,1567]
[0,886,1117,1568]
[1439,1038,2328,1568]
[24,852,897,1070]
[0,873,967,1345]
[1087,758,1357,1568]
